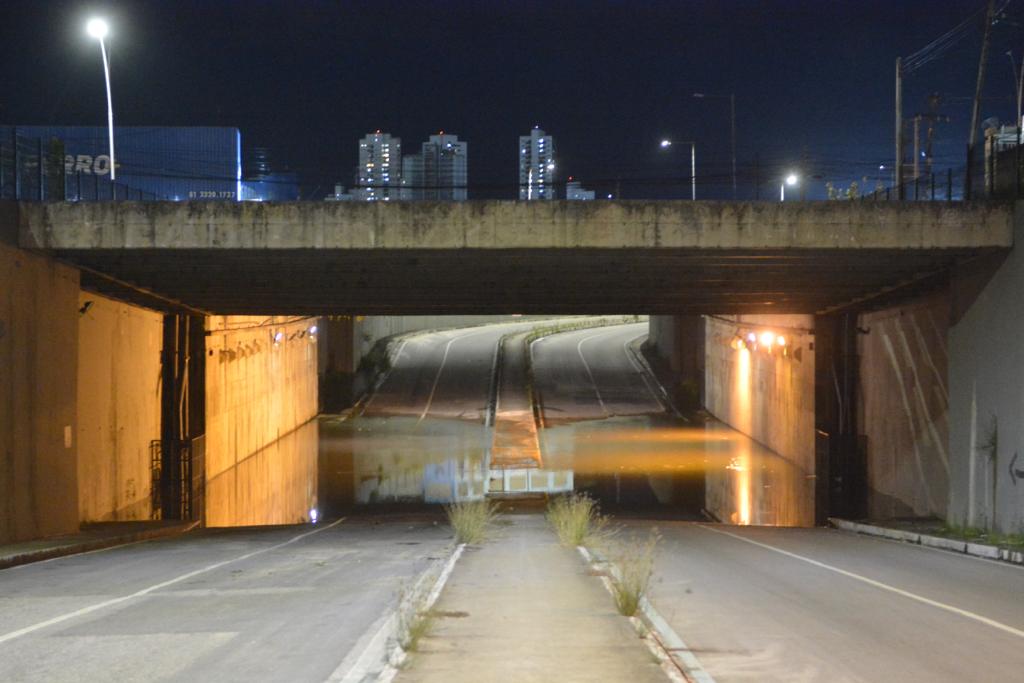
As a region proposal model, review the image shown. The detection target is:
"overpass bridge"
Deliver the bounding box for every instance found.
[10,200,1013,316]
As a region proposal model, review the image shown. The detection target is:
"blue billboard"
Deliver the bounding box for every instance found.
[2,125,242,201]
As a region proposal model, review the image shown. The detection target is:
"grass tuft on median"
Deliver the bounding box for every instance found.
[606,528,661,617]
[445,499,497,545]
[546,492,610,547]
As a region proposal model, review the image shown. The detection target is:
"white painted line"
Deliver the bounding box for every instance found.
[424,543,464,610]
[419,328,495,421]
[700,525,1024,640]
[576,328,621,417]
[0,518,345,646]
[330,610,397,683]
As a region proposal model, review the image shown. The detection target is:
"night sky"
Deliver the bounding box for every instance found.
[3,0,1023,199]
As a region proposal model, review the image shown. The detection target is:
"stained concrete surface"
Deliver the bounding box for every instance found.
[397,515,666,683]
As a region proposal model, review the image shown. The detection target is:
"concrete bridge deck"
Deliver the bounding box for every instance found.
[8,200,1014,315]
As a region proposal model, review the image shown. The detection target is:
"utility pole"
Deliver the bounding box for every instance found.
[896,57,904,198]
[1008,51,1023,197]
[730,93,737,199]
[966,0,996,200]
[913,115,921,181]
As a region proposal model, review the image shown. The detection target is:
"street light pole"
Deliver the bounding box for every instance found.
[87,18,115,181]
[781,173,798,201]
[693,92,737,199]
[659,139,696,200]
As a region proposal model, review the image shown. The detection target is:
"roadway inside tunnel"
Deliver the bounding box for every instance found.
[306,318,813,526]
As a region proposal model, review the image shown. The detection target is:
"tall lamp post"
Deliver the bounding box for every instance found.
[1008,50,1023,196]
[659,139,696,200]
[693,92,737,199]
[86,18,116,181]
[781,173,798,201]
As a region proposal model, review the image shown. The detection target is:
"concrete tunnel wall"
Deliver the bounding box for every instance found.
[205,315,319,527]
[858,293,950,521]
[77,293,163,522]
[0,242,80,543]
[949,207,1024,534]
[652,304,954,527]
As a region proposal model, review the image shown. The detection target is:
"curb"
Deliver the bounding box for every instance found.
[0,521,200,571]
[327,542,466,683]
[577,546,716,683]
[624,336,684,419]
[828,518,1024,565]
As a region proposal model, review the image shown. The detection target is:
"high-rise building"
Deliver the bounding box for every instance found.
[518,127,556,200]
[401,132,468,201]
[566,179,595,201]
[356,131,401,201]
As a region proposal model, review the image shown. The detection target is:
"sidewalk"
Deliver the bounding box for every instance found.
[397,515,666,682]
[0,520,197,570]
[490,332,542,468]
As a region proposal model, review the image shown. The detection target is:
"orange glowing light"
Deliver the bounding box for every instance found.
[759,331,775,347]
[777,335,786,347]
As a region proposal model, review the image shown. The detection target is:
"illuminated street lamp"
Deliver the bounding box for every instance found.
[659,139,696,200]
[86,17,116,180]
[781,173,798,201]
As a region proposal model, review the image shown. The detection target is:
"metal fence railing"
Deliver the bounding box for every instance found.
[0,132,158,202]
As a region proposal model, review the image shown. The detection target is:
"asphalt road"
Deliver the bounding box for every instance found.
[638,521,1024,682]
[531,322,665,424]
[533,322,1024,681]
[0,519,451,683]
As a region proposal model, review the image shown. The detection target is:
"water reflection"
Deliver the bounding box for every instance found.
[203,412,814,527]
[313,411,814,527]
[318,416,489,517]
[206,418,319,527]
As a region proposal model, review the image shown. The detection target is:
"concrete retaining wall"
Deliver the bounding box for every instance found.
[76,293,162,522]
[0,242,80,543]
[858,294,950,520]
[705,314,817,475]
[205,316,319,526]
[949,208,1024,534]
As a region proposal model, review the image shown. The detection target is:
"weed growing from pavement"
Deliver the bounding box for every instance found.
[546,493,610,547]
[445,499,497,544]
[940,521,1024,549]
[606,528,661,617]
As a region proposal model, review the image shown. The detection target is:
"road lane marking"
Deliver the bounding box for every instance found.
[0,518,346,647]
[576,328,623,417]
[419,328,496,421]
[700,525,1024,640]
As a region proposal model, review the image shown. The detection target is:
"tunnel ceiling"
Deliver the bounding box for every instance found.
[56,246,995,316]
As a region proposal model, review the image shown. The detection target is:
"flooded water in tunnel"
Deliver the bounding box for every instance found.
[202,412,814,527]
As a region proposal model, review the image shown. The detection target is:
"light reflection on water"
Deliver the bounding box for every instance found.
[204,413,814,527]
[311,412,815,527]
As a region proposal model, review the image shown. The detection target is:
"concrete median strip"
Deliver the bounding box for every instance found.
[328,543,465,683]
[829,518,1024,566]
[577,546,716,683]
